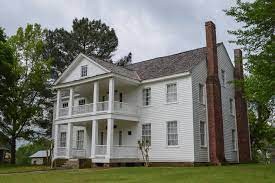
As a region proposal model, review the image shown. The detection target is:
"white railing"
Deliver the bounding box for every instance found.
[111,145,139,159]
[56,147,67,157]
[96,101,109,112]
[95,145,107,155]
[59,107,69,117]
[114,101,138,115]
[72,148,86,158]
[72,103,93,115]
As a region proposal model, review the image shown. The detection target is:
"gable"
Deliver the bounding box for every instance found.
[55,54,110,85]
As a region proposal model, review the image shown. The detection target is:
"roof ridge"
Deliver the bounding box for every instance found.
[128,42,223,67]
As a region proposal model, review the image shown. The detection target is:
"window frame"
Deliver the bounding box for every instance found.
[232,129,237,151]
[78,98,86,106]
[166,83,178,104]
[81,65,88,77]
[230,98,234,115]
[200,121,207,147]
[142,123,151,146]
[221,69,226,87]
[76,130,84,150]
[166,121,179,146]
[142,87,151,107]
[199,83,206,105]
[59,132,67,147]
[62,102,68,108]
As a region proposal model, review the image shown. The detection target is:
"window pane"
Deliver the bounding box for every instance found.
[167,121,178,146]
[142,123,151,145]
[81,65,88,77]
[143,88,151,106]
[167,84,177,103]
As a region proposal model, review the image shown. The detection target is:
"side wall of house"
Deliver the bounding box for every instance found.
[217,45,238,162]
[136,76,195,162]
[191,60,209,162]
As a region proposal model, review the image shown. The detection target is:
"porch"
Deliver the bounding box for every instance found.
[54,119,140,163]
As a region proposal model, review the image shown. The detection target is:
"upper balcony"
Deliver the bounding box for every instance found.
[55,76,139,121]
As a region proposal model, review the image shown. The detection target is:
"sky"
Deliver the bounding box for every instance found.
[0,0,242,63]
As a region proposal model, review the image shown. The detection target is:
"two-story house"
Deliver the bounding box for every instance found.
[52,21,251,167]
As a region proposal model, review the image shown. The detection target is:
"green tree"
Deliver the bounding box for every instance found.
[0,24,51,164]
[115,52,132,67]
[225,0,275,160]
[44,18,118,78]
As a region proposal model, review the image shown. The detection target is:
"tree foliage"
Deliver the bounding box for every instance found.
[0,24,51,164]
[44,18,118,78]
[115,52,132,67]
[225,0,275,160]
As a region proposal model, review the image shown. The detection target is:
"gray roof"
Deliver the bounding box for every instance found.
[126,43,223,80]
[30,150,50,158]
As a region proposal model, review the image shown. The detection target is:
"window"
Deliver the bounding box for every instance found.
[199,84,205,104]
[166,83,177,103]
[221,69,226,86]
[142,124,151,145]
[78,99,85,106]
[62,102,68,108]
[232,129,237,151]
[59,132,66,147]
[81,65,88,77]
[230,98,234,115]
[142,88,151,106]
[167,121,178,146]
[76,130,84,150]
[100,132,104,145]
[200,121,207,147]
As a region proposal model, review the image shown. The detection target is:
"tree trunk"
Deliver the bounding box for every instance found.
[10,136,16,164]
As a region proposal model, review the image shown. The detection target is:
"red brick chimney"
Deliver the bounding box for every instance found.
[205,21,225,165]
[234,49,251,162]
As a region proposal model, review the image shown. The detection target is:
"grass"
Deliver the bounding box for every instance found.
[0,164,50,174]
[0,164,274,183]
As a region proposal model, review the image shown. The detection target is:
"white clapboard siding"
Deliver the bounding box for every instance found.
[137,76,195,162]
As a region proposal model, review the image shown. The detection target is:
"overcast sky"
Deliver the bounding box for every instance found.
[0,0,242,63]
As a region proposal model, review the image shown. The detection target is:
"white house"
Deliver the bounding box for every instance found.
[52,21,251,167]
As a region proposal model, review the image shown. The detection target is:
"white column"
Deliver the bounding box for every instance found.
[93,81,99,112]
[106,118,114,159]
[56,90,61,119]
[91,120,98,158]
[67,123,73,158]
[54,124,59,157]
[108,78,114,113]
[68,88,74,116]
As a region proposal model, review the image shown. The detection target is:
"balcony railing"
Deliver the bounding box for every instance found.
[72,103,93,115]
[111,145,139,159]
[59,107,69,117]
[114,102,138,115]
[96,101,109,112]
[95,145,107,155]
[72,148,86,158]
[56,147,67,157]
[57,101,138,118]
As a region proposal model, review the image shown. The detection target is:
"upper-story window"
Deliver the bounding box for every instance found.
[167,121,178,146]
[62,102,68,108]
[81,65,88,77]
[166,83,177,103]
[199,84,205,104]
[142,88,151,106]
[79,99,86,105]
[221,69,226,86]
[230,98,234,115]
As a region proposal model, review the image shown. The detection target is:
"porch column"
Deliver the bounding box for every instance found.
[93,81,99,112]
[108,78,114,113]
[68,87,74,116]
[91,120,98,158]
[56,89,61,119]
[67,123,73,158]
[54,124,59,157]
[106,118,114,159]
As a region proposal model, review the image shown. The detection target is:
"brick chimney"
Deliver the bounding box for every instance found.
[205,21,225,165]
[234,49,251,162]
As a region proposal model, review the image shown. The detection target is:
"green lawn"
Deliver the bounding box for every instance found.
[0,164,274,183]
[0,164,50,174]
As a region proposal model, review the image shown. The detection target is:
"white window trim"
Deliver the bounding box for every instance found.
[81,65,88,77]
[166,121,179,147]
[165,82,178,104]
[142,87,152,107]
[200,121,207,148]
[199,83,206,105]
[230,98,235,116]
[142,123,151,146]
[232,129,237,152]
